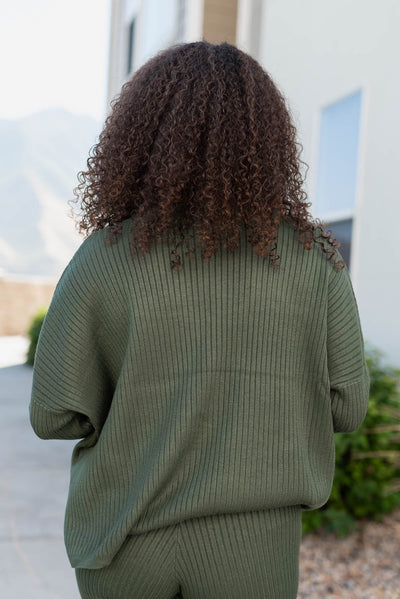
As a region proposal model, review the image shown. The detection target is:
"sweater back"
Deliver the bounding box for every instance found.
[30,217,370,569]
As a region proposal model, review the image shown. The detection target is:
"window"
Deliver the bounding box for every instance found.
[324,218,353,271]
[315,89,363,271]
[127,17,136,75]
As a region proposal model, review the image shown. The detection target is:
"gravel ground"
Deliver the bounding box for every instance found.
[298,509,400,598]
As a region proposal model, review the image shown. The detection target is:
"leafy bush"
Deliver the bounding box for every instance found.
[26,307,48,366]
[302,343,400,538]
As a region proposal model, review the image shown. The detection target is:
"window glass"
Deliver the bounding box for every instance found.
[127,18,136,75]
[316,89,362,217]
[324,218,353,271]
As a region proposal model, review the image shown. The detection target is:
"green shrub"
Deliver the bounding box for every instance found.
[302,343,400,538]
[26,307,48,366]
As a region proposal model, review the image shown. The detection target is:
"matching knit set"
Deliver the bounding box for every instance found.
[30,218,370,598]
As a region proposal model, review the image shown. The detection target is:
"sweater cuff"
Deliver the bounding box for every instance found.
[29,399,94,440]
[330,375,370,433]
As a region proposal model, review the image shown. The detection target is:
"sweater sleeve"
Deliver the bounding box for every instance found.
[29,240,113,441]
[327,259,370,433]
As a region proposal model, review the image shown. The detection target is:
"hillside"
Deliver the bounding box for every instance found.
[0,108,101,278]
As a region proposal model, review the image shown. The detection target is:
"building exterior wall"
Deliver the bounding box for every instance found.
[0,276,56,336]
[107,0,238,106]
[236,0,264,58]
[106,0,399,367]
[250,0,400,366]
[108,0,194,105]
[202,0,238,44]
[107,0,127,107]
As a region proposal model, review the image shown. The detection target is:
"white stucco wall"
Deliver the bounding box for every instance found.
[108,0,400,366]
[249,0,400,367]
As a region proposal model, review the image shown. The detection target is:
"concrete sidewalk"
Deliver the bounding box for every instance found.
[0,336,80,598]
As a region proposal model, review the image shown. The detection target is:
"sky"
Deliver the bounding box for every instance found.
[0,0,111,122]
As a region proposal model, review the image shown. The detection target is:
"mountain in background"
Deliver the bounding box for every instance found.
[0,108,101,278]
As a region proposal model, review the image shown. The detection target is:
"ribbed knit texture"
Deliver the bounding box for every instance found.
[75,506,302,598]
[29,217,370,569]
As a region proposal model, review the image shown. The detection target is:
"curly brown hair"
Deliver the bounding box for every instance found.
[71,40,345,272]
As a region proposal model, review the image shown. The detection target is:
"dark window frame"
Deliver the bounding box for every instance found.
[127,17,136,75]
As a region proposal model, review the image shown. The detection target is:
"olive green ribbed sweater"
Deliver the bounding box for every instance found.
[29,218,370,569]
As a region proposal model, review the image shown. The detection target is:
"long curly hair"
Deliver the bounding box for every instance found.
[71,40,345,272]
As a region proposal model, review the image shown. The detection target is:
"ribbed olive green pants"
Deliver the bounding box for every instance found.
[75,506,302,599]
